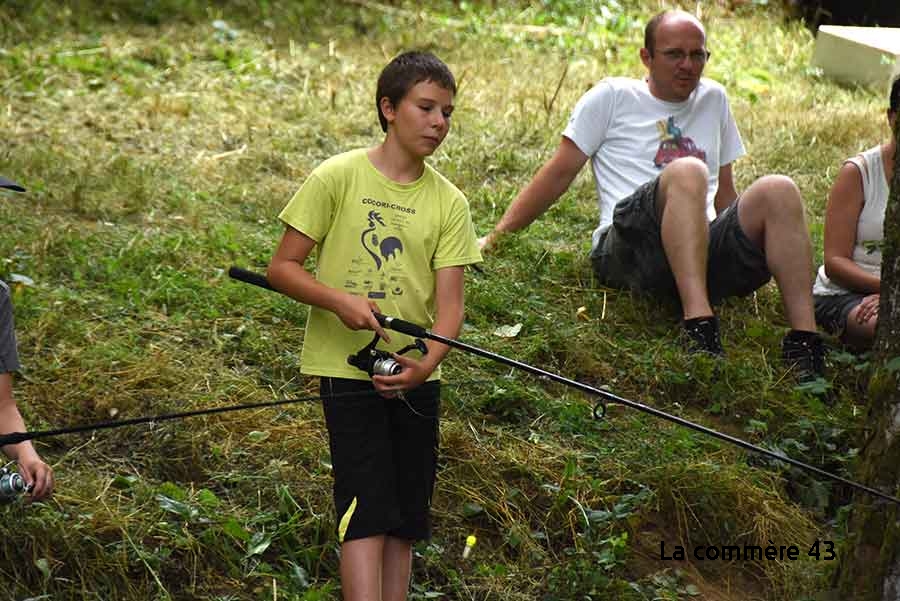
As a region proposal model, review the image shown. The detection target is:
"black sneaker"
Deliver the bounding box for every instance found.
[683,316,724,356]
[782,330,826,383]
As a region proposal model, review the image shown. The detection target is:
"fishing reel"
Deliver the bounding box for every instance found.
[347,332,428,377]
[0,462,26,503]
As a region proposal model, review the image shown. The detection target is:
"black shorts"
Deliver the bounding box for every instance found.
[590,177,771,305]
[814,292,865,335]
[320,376,440,543]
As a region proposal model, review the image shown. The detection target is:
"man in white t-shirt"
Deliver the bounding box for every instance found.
[479,9,825,380]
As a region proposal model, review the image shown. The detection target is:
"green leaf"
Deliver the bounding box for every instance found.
[587,509,613,524]
[493,323,523,338]
[286,561,310,588]
[9,273,35,286]
[886,357,900,373]
[462,502,484,517]
[248,430,271,442]
[196,488,220,509]
[748,67,773,82]
[34,557,51,579]
[157,481,187,501]
[745,419,768,434]
[220,517,251,542]
[795,377,830,395]
[156,494,199,521]
[110,475,137,489]
[246,532,272,557]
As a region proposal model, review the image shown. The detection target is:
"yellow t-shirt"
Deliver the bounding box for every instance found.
[279,148,482,380]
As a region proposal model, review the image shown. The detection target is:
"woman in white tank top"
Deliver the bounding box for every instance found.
[813,76,898,349]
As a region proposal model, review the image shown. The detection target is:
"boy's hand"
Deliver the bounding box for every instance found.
[334,293,390,342]
[371,353,433,398]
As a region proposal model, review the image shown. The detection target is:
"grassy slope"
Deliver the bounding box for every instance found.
[0,1,889,599]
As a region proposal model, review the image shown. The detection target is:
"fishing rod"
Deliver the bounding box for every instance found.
[228,265,900,507]
[0,376,487,501]
[0,392,327,501]
[0,390,374,450]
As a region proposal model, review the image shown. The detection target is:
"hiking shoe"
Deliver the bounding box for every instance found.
[682,316,724,357]
[782,330,826,383]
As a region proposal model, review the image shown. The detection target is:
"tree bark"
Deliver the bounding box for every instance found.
[836,113,900,599]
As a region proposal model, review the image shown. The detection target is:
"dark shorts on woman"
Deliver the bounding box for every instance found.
[320,376,440,543]
[814,292,865,335]
[590,177,771,305]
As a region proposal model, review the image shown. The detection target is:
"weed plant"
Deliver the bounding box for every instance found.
[0,0,890,599]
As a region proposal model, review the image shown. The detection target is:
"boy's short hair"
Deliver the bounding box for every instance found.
[375,51,456,133]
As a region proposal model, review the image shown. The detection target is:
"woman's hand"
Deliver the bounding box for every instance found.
[856,293,880,324]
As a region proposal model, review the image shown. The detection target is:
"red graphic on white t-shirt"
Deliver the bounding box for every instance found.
[653,116,706,168]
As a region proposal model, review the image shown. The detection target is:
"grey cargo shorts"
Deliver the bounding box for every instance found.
[590,177,771,305]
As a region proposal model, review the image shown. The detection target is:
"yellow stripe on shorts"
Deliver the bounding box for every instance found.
[338,496,358,543]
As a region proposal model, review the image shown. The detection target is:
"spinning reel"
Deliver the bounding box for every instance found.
[0,462,26,503]
[347,332,428,377]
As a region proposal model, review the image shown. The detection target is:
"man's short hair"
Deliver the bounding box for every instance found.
[644,11,670,54]
[643,10,705,55]
[375,51,456,133]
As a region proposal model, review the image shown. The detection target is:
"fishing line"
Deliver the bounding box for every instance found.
[228,266,900,506]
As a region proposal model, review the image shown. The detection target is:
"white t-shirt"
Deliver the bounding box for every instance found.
[813,144,888,296]
[562,77,746,250]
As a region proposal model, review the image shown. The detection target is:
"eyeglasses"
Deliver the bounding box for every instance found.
[657,49,711,65]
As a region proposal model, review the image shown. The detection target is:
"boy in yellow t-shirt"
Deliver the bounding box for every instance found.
[267,51,481,600]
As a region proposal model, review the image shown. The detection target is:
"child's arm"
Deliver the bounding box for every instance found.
[0,373,53,500]
[267,226,389,341]
[372,265,465,396]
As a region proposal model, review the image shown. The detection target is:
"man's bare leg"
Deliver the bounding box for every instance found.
[736,175,816,332]
[657,157,713,320]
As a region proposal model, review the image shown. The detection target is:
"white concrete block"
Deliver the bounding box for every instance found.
[812,25,900,88]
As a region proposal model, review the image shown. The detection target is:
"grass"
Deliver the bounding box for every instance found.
[0,0,892,599]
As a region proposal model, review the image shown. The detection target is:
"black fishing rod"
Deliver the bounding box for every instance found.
[0,389,391,449]
[228,265,900,506]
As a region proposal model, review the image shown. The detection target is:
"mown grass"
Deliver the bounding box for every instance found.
[0,1,891,599]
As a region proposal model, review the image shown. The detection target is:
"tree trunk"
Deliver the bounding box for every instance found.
[836,114,900,599]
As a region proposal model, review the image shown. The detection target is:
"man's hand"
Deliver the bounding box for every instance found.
[479,137,588,254]
[17,452,53,501]
[477,230,504,253]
